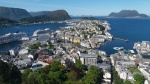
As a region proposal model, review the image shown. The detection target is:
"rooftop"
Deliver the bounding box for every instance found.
[80,53,97,58]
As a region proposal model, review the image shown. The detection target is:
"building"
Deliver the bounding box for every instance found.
[79,53,97,66]
[73,37,81,43]
[38,49,54,60]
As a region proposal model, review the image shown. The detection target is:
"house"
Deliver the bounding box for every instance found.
[73,37,81,43]
[38,49,54,60]
[19,49,28,55]
[80,41,90,48]
[103,71,111,84]
[103,72,111,79]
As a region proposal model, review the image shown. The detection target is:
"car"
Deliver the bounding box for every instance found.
[30,63,43,71]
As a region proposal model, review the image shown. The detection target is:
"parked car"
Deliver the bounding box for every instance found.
[30,63,43,71]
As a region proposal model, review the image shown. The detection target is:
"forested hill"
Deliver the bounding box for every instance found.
[20,10,71,23]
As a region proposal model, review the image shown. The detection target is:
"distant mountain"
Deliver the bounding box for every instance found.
[20,10,71,23]
[29,11,51,17]
[108,10,148,18]
[0,6,31,20]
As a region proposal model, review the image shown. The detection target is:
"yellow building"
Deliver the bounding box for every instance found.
[90,27,96,31]
[73,37,81,43]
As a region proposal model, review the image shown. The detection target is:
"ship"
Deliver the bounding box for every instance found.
[0,32,27,44]
[113,47,124,50]
[33,28,51,36]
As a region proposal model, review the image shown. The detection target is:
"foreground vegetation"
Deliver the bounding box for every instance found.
[0,59,103,84]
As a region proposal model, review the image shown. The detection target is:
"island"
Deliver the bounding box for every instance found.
[108,10,148,18]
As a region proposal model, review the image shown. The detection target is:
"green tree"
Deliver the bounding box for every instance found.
[50,61,62,71]
[36,42,41,47]
[22,68,32,84]
[124,80,133,84]
[48,71,65,83]
[0,60,10,83]
[133,74,145,84]
[112,67,124,84]
[75,59,83,70]
[48,44,54,49]
[9,64,22,84]
[66,70,78,81]
[0,60,22,84]
[83,66,103,84]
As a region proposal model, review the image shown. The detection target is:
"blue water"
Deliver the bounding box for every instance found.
[0,18,150,55]
[98,18,150,55]
[0,23,67,51]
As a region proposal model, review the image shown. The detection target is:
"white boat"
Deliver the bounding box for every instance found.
[33,28,51,36]
[113,47,124,50]
[0,32,27,44]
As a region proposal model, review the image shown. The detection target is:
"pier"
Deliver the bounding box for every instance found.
[113,37,129,42]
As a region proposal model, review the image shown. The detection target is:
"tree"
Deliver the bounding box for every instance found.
[36,42,41,47]
[112,67,124,84]
[124,80,133,84]
[22,68,32,84]
[66,70,78,81]
[133,74,145,84]
[75,59,83,70]
[0,60,10,83]
[50,61,62,71]
[83,66,103,84]
[0,60,22,84]
[9,64,22,84]
[48,71,65,83]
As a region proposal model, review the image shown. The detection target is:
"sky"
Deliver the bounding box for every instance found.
[0,0,149,16]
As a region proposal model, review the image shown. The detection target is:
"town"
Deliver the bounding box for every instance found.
[0,19,150,84]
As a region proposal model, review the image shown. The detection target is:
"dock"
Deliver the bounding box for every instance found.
[113,37,129,42]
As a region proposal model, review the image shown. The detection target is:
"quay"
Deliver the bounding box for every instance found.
[113,37,129,42]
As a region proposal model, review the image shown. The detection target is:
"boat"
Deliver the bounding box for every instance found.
[33,28,51,36]
[113,47,124,50]
[0,32,27,44]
